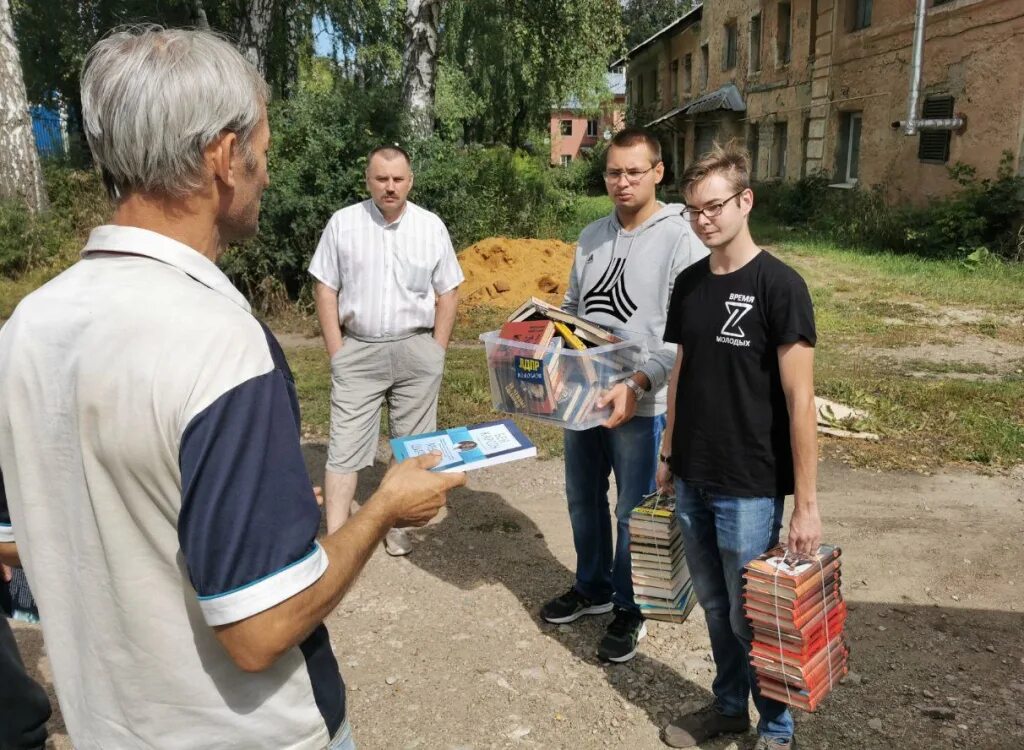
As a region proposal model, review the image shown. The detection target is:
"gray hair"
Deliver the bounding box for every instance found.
[81,26,270,200]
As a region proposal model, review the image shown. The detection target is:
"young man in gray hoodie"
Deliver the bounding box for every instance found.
[540,127,708,662]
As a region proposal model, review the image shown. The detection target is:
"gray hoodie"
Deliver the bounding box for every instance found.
[562,202,708,418]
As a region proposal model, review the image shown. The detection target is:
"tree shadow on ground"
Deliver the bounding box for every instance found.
[303,443,1024,748]
[301,443,713,732]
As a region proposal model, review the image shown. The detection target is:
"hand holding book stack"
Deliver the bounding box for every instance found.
[743,544,848,712]
[629,492,696,623]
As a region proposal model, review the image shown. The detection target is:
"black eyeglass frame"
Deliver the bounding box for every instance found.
[681,189,746,221]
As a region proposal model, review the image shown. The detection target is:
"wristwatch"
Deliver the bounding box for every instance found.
[623,376,645,402]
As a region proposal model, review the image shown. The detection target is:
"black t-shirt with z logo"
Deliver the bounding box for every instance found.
[663,251,816,498]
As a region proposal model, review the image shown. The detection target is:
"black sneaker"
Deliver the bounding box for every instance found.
[540,587,614,624]
[597,607,647,663]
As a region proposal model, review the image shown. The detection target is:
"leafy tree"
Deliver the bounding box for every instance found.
[439,0,623,146]
[621,0,692,51]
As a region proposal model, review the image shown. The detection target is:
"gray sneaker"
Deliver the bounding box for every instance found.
[753,736,794,750]
[660,704,750,748]
[383,528,412,556]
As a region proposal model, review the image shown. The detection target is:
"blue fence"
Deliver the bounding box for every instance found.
[31,106,67,158]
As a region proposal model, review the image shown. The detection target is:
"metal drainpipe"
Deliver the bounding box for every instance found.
[892,0,965,134]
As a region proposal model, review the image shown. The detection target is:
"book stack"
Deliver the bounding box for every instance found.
[743,545,848,712]
[629,492,696,623]
[484,298,643,430]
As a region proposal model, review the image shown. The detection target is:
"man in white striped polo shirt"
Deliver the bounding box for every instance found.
[310,146,464,555]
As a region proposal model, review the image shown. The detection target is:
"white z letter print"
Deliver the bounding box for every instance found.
[720,301,753,338]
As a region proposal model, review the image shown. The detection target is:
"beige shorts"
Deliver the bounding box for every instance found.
[327,332,445,473]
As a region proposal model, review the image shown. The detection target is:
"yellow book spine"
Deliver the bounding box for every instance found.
[553,321,587,351]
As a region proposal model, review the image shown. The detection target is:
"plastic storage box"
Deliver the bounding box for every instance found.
[479,330,646,430]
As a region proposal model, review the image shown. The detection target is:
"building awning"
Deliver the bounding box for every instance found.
[646,105,687,128]
[684,84,746,115]
[644,84,747,128]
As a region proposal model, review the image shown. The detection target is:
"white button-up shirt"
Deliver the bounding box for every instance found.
[308,199,464,341]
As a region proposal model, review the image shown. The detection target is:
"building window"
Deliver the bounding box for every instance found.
[932,0,954,5]
[651,69,659,105]
[850,0,872,31]
[700,44,710,90]
[560,154,572,167]
[586,118,599,137]
[560,120,572,136]
[918,96,955,163]
[748,123,760,181]
[809,0,818,57]
[837,111,862,183]
[670,59,679,104]
[750,14,762,72]
[723,22,738,70]
[773,121,788,178]
[777,3,792,65]
[683,54,693,94]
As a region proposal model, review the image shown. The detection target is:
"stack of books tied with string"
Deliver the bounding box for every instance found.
[743,544,848,711]
[628,492,695,623]
[480,297,646,431]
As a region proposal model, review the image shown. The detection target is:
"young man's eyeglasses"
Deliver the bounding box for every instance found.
[603,165,657,184]
[681,190,745,221]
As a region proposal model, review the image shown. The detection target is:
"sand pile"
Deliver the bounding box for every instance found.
[458,237,575,310]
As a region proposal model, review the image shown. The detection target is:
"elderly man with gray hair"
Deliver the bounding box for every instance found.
[0,27,464,750]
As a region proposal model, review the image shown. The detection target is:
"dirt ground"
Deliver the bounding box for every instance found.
[16,453,1024,750]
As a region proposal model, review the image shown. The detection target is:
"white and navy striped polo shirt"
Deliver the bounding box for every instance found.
[0,226,343,749]
[309,199,464,341]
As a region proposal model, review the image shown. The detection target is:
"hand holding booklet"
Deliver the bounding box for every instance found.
[390,419,536,473]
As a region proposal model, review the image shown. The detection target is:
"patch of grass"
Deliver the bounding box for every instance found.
[453,304,509,343]
[896,359,998,376]
[286,346,332,438]
[771,236,1024,312]
[816,349,1024,468]
[556,195,612,242]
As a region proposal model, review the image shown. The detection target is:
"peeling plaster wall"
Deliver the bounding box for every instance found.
[827,0,1024,203]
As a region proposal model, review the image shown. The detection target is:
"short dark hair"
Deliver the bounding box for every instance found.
[680,139,751,199]
[367,144,412,168]
[609,127,662,164]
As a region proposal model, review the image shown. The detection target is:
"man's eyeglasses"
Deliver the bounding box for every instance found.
[681,190,745,221]
[603,165,657,184]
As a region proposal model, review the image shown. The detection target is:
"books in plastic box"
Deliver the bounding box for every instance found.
[390,419,536,472]
[628,492,695,624]
[743,545,848,712]
[480,324,643,431]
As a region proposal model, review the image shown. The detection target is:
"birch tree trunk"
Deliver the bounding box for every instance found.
[401,0,443,139]
[0,0,47,213]
[238,0,275,80]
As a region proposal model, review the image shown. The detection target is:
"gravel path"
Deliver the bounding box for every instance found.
[15,454,1024,749]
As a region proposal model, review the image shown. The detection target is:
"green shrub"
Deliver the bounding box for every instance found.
[226,80,586,309]
[414,140,578,248]
[757,152,1024,262]
[0,164,107,277]
[222,79,406,304]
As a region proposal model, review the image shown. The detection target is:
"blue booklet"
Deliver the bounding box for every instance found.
[390,419,537,473]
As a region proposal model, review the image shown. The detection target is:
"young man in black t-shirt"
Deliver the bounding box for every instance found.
[655,143,821,750]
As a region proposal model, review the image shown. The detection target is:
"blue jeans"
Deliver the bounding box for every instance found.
[327,718,355,750]
[564,415,664,612]
[674,479,794,741]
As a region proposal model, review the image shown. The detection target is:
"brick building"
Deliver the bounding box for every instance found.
[616,0,1024,203]
[550,72,627,166]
